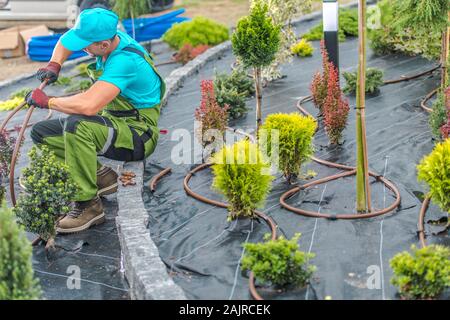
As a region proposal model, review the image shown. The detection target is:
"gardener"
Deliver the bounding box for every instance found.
[26,8,165,233]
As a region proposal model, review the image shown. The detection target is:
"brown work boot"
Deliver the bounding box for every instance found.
[56,196,105,234]
[97,166,118,197]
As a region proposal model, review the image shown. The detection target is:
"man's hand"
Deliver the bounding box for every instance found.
[36,62,61,85]
[25,89,50,109]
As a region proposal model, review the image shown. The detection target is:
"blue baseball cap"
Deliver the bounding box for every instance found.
[61,8,119,51]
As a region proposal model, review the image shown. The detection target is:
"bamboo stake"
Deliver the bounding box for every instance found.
[356,0,371,212]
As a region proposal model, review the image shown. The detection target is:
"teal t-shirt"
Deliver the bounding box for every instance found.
[96,30,161,109]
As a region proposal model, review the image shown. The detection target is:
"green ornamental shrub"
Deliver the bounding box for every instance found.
[215,68,255,98]
[390,245,450,300]
[259,113,317,182]
[252,0,313,82]
[14,146,77,244]
[232,3,281,69]
[214,69,255,119]
[53,76,72,87]
[302,9,358,42]
[241,233,316,287]
[65,80,92,94]
[343,68,384,95]
[291,39,314,57]
[429,92,448,140]
[0,129,16,181]
[162,17,229,50]
[9,88,32,100]
[396,0,449,34]
[232,2,281,133]
[367,0,441,60]
[113,0,149,20]
[74,63,90,78]
[417,138,450,214]
[0,205,41,300]
[211,140,274,221]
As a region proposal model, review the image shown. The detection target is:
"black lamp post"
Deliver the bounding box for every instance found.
[323,0,339,71]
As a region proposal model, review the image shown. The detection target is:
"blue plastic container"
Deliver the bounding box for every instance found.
[28,34,87,62]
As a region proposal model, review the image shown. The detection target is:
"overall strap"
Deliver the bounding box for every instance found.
[122,46,154,61]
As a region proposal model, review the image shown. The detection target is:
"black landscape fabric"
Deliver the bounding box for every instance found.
[143,17,449,300]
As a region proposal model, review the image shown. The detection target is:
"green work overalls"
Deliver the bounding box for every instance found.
[31,46,166,202]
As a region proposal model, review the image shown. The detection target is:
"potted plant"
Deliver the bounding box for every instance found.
[242,233,316,298]
[211,140,274,221]
[194,80,229,162]
[13,146,77,250]
[390,245,450,300]
[232,1,281,135]
[259,113,317,183]
[417,138,450,231]
[0,205,41,300]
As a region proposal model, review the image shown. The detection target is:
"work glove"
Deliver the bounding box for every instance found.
[36,61,61,85]
[25,89,50,109]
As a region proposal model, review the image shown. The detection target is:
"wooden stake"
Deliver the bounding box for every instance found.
[254,67,263,139]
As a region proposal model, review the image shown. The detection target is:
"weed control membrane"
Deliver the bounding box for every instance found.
[144,26,449,299]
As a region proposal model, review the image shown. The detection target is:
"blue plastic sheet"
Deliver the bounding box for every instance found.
[28,34,87,62]
[122,8,190,42]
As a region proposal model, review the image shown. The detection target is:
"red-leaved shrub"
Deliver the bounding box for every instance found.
[195,80,229,150]
[310,41,331,113]
[323,64,350,145]
[174,44,210,65]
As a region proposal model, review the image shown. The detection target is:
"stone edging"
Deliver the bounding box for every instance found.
[115,39,232,300]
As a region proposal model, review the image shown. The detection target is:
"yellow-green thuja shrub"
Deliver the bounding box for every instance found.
[211,140,274,221]
[390,245,450,300]
[259,113,317,183]
[0,205,41,300]
[417,139,450,214]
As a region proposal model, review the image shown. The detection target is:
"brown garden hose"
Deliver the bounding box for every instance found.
[420,88,438,113]
[382,65,440,85]
[183,162,277,240]
[288,98,402,219]
[149,167,172,192]
[0,101,27,132]
[8,81,48,206]
[418,195,431,248]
